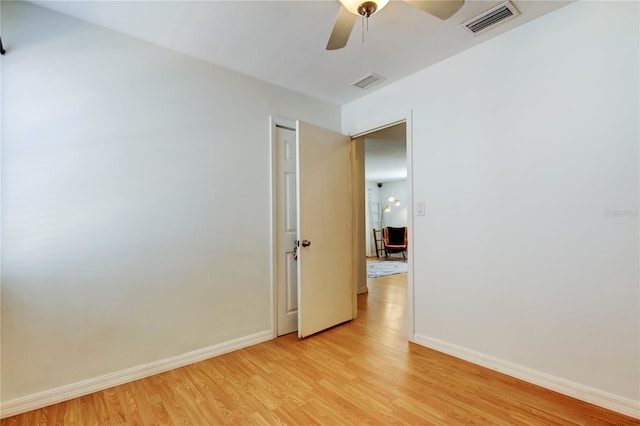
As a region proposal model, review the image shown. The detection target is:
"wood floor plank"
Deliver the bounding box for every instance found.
[2,269,638,425]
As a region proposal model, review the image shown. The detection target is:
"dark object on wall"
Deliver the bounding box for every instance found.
[0,36,5,55]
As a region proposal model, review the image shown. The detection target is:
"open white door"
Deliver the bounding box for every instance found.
[296,120,353,338]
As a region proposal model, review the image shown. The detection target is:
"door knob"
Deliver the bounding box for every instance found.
[301,240,311,247]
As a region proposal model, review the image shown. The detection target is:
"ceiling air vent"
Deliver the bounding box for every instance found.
[351,73,385,90]
[461,1,520,35]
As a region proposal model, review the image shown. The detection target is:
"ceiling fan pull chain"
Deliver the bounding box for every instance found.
[361,14,371,44]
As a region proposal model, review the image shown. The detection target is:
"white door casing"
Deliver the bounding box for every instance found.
[275,125,299,336]
[296,120,353,338]
[348,111,414,342]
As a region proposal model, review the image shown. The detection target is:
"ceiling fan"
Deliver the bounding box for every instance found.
[326,0,465,50]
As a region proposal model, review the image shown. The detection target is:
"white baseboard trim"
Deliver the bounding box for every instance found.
[413,334,640,419]
[0,330,273,419]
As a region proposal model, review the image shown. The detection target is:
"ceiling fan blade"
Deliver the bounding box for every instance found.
[404,0,464,20]
[326,5,357,51]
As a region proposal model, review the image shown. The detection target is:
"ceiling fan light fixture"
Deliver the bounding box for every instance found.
[327,0,465,51]
[339,0,389,17]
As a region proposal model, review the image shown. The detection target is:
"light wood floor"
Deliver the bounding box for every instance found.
[2,272,638,425]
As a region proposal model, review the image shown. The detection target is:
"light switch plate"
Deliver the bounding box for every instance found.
[417,202,425,216]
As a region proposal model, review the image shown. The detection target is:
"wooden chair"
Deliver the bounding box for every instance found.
[383,227,407,260]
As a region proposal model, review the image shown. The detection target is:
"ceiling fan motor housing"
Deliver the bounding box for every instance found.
[358,1,378,17]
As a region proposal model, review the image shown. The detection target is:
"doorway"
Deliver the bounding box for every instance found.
[271,115,414,342]
[363,123,408,260]
[350,115,414,342]
[356,122,410,345]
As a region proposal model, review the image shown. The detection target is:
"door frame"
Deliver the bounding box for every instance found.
[270,116,296,338]
[348,110,415,342]
[270,116,357,338]
[269,112,415,343]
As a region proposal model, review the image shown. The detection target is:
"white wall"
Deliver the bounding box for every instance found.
[344,0,639,412]
[1,2,340,403]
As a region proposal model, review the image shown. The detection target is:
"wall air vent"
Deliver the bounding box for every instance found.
[461,1,520,35]
[351,73,385,90]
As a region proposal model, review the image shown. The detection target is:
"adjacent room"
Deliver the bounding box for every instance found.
[363,123,410,285]
[1,0,638,423]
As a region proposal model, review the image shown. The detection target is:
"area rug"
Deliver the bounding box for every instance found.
[367,261,408,278]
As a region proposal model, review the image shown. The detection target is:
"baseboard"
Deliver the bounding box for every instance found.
[0,330,273,419]
[413,334,640,419]
[357,286,368,294]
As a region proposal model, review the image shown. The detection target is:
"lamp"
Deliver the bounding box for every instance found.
[381,194,400,226]
[386,195,400,206]
[339,0,389,17]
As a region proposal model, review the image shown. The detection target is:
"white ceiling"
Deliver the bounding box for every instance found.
[364,123,406,182]
[30,0,572,105]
